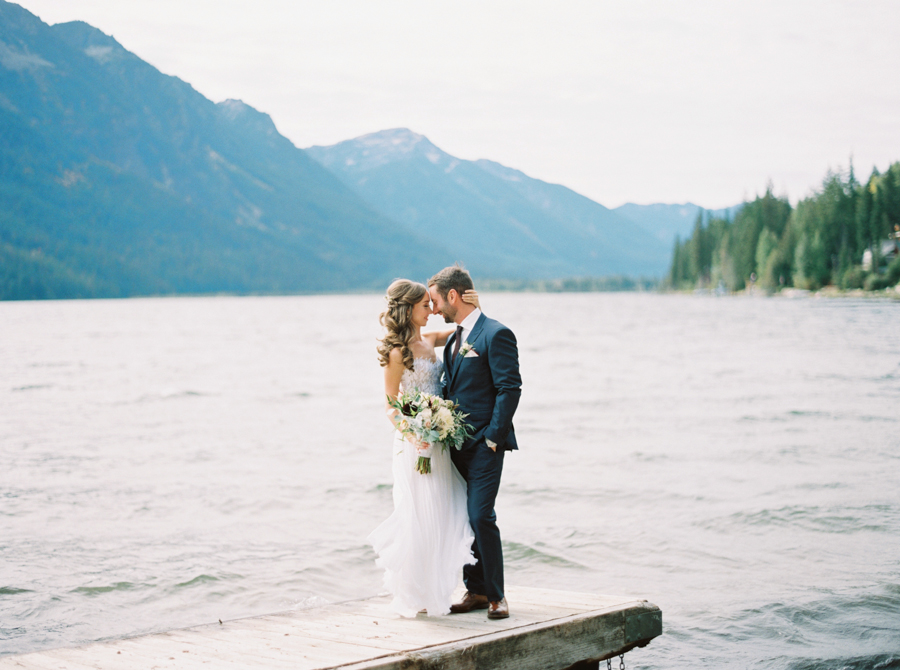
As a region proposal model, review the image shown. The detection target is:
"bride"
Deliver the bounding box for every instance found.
[367,279,480,617]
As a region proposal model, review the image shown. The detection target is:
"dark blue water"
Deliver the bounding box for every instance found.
[1,293,899,668]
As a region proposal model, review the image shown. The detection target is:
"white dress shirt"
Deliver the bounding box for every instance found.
[456,307,482,346]
[453,307,497,450]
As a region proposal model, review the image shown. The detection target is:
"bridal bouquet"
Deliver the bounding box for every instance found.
[387,390,474,474]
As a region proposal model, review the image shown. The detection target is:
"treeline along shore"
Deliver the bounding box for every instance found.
[667,161,900,294]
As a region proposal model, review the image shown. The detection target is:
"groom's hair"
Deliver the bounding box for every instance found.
[428,265,474,299]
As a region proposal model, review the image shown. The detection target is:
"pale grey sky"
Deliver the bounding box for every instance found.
[14,0,900,208]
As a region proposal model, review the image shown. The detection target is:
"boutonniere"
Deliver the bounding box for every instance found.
[458,342,474,358]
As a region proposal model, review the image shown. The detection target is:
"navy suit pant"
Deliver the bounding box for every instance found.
[450,442,505,602]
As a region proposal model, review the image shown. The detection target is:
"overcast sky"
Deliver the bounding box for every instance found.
[14,0,900,208]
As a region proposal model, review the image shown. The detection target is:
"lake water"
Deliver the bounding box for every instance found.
[1,293,899,669]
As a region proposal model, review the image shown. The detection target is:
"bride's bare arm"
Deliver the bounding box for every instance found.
[384,348,405,429]
[427,290,482,347]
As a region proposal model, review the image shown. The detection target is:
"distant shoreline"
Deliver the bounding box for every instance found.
[4,281,900,303]
[662,285,900,300]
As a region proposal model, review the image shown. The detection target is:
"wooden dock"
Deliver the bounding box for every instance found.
[0,586,662,670]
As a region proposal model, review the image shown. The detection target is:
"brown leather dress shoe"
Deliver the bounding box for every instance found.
[487,597,509,619]
[449,591,490,613]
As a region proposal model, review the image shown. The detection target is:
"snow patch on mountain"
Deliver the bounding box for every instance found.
[306,128,453,173]
[0,40,53,71]
[475,159,525,183]
[84,45,113,62]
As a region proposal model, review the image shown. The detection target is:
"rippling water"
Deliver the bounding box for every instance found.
[2,293,899,669]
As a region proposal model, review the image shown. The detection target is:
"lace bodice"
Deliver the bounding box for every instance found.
[400,357,443,396]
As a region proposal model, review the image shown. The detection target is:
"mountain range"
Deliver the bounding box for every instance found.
[0,0,734,299]
[0,1,438,298]
[305,129,670,279]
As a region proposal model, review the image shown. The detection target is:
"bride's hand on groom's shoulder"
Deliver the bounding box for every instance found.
[462,290,480,310]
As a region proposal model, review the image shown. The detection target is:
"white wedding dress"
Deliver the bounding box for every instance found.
[368,357,476,617]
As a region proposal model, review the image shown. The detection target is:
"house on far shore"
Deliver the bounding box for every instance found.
[862,227,900,271]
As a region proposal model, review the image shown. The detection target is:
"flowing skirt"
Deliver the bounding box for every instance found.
[368,432,476,617]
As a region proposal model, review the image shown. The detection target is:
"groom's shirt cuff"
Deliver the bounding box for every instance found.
[486,439,497,450]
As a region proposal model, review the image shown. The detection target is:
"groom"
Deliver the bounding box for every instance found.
[428,265,521,620]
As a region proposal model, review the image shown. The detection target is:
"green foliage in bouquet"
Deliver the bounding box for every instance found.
[387,390,474,474]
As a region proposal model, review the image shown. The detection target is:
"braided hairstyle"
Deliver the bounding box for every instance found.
[377,279,428,370]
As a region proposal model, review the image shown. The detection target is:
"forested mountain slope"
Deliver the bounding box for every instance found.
[0,1,438,299]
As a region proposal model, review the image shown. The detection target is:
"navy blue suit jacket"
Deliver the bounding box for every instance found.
[443,313,521,451]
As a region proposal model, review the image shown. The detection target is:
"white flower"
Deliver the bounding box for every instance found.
[419,407,432,429]
[436,406,454,437]
[459,342,473,357]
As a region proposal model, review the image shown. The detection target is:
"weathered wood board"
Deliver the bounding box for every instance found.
[0,586,662,670]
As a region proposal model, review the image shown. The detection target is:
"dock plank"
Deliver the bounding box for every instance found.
[118,631,382,670]
[330,599,583,632]
[42,639,258,670]
[167,626,400,662]
[0,588,662,670]
[508,586,633,610]
[2,651,105,670]
[231,618,419,652]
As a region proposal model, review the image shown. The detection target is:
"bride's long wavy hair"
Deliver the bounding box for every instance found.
[377,279,427,370]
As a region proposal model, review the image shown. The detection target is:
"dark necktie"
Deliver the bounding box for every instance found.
[452,325,464,362]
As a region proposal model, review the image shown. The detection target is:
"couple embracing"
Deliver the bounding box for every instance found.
[368,266,522,619]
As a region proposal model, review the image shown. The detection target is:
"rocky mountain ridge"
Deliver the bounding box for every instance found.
[306,129,672,278]
[0,2,438,298]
